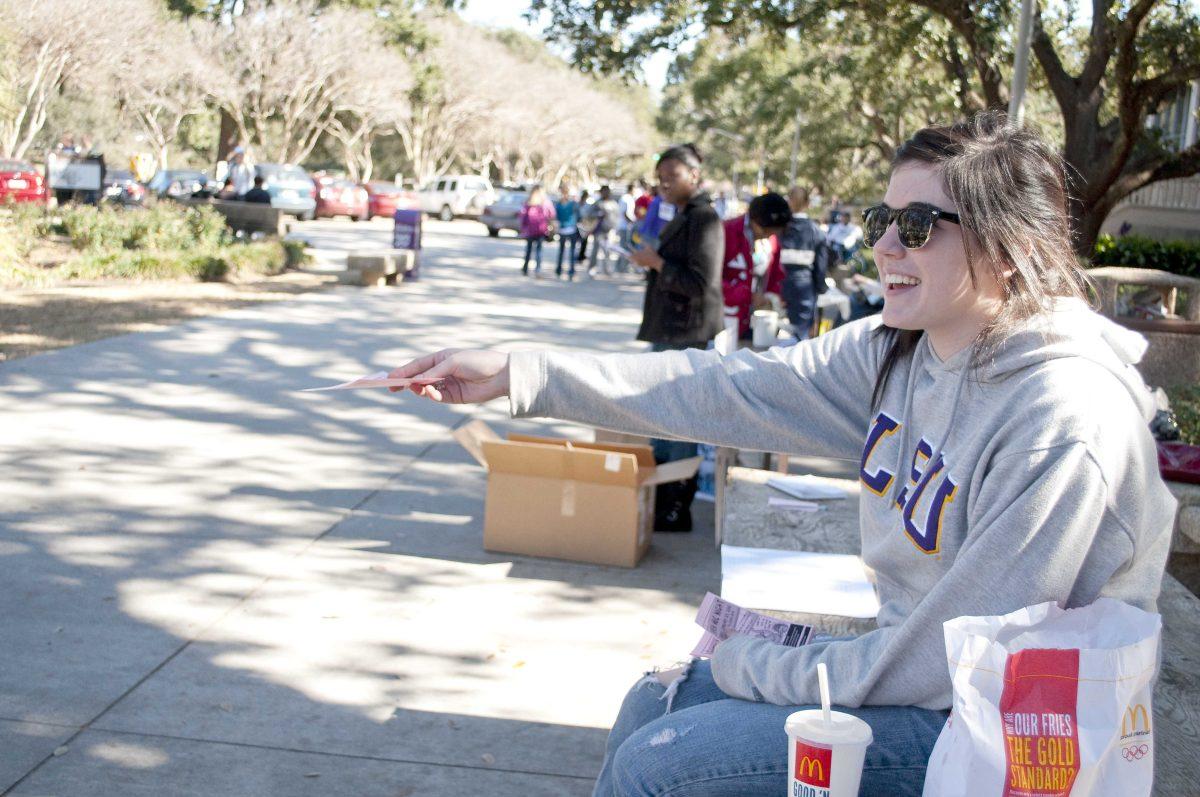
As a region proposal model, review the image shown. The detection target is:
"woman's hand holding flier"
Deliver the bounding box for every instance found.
[387,349,510,404]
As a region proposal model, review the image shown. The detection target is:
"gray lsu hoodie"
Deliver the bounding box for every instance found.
[507,298,1176,710]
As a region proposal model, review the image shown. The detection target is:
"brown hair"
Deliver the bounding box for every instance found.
[872,111,1089,407]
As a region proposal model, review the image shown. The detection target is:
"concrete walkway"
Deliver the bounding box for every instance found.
[0,220,722,795]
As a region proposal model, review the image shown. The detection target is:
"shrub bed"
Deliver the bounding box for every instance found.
[1092,234,1200,280]
[1,203,296,286]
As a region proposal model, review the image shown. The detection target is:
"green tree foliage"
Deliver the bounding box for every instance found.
[658,8,972,202]
[530,0,1200,254]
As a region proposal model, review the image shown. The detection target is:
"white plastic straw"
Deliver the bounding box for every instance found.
[818,662,832,728]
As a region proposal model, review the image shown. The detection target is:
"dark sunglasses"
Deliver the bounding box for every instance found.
[862,203,961,249]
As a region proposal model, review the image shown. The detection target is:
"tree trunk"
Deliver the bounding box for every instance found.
[215,108,239,165]
[1073,206,1108,261]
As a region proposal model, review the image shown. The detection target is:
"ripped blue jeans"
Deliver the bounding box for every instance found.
[593,659,947,796]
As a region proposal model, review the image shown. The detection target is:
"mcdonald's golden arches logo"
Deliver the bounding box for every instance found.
[1121,704,1151,738]
[798,756,825,782]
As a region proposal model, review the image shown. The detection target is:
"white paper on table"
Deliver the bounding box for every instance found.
[302,371,426,392]
[767,475,849,501]
[767,496,824,512]
[720,545,880,619]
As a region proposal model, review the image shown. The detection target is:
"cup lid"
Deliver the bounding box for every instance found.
[785,709,873,746]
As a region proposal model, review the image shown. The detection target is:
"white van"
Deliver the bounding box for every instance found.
[417,175,496,221]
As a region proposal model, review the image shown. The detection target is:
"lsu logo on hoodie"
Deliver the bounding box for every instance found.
[860,412,958,554]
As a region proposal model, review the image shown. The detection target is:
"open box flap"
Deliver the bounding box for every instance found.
[483,439,569,478]
[453,420,501,468]
[640,456,703,486]
[507,433,655,468]
[482,439,640,487]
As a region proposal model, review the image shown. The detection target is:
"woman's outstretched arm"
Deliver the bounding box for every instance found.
[389,316,885,460]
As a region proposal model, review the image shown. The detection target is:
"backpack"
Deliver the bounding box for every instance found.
[812,237,830,296]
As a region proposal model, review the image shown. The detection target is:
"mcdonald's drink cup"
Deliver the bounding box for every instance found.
[786,709,873,797]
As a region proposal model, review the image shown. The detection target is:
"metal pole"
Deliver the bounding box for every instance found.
[1008,0,1036,124]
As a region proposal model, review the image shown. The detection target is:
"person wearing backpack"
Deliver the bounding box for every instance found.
[721,192,792,339]
[778,186,832,339]
[518,187,555,277]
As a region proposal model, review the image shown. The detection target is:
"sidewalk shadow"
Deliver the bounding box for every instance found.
[0,232,690,793]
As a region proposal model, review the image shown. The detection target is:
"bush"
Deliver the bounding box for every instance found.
[225,241,289,277]
[60,241,287,283]
[57,203,227,253]
[0,208,52,287]
[1,202,290,286]
[281,239,311,269]
[1167,385,1200,445]
[1092,234,1200,279]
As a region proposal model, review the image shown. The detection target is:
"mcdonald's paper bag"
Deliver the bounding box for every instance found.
[923,599,1161,797]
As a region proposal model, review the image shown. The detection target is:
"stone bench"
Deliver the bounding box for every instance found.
[720,465,1200,795]
[1089,266,1200,388]
[343,250,419,287]
[1169,480,1200,553]
[179,197,289,238]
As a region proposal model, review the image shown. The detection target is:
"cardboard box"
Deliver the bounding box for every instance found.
[593,428,652,448]
[455,420,700,567]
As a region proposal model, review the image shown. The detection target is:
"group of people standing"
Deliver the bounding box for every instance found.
[517,182,671,280]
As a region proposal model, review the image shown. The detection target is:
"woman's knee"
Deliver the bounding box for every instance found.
[608,725,676,797]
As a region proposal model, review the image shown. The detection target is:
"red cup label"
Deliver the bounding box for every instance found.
[793,739,832,795]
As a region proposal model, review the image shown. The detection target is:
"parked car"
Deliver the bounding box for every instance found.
[314,176,368,221]
[0,159,48,205]
[364,181,420,220]
[147,169,208,198]
[417,174,495,221]
[255,163,317,220]
[102,169,146,206]
[479,190,529,237]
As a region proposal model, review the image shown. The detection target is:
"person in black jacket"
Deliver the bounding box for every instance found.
[627,143,725,532]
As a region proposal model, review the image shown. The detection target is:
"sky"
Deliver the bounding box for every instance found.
[459,0,674,95]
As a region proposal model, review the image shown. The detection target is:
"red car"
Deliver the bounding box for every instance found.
[314,176,368,221]
[365,181,419,220]
[0,159,48,205]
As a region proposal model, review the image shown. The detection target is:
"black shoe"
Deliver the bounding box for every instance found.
[655,501,692,532]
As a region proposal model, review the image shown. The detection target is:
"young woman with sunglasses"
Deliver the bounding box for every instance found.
[385,112,1175,796]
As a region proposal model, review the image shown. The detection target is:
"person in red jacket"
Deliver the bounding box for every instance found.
[721,192,792,339]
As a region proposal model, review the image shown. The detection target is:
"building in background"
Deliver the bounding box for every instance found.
[1103,80,1200,241]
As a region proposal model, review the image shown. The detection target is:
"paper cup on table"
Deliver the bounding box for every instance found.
[751,309,779,348]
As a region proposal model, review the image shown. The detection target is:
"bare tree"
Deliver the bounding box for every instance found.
[326,41,409,182]
[205,0,370,165]
[0,0,161,160]
[414,14,654,187]
[393,15,514,185]
[119,21,214,171]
